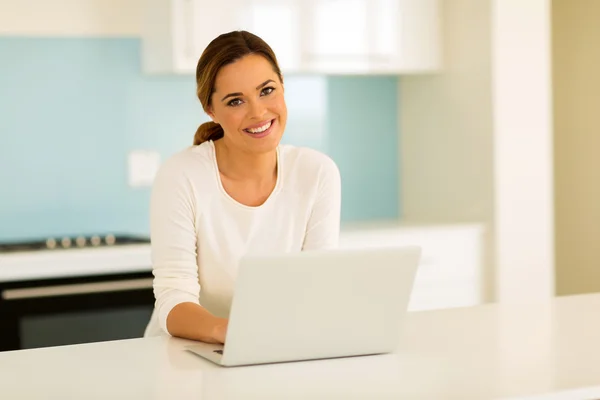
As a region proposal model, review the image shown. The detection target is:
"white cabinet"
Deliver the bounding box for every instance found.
[338,223,486,312]
[141,0,441,75]
[142,0,305,74]
[246,0,304,73]
[301,0,441,74]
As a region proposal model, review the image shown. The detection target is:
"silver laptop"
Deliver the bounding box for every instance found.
[186,245,421,367]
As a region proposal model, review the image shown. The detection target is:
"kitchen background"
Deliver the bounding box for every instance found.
[0,37,399,241]
[1,0,599,351]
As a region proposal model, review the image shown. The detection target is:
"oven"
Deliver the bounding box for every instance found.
[0,234,156,352]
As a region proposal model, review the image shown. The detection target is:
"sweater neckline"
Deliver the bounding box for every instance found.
[207,140,282,210]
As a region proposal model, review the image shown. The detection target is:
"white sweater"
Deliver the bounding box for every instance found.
[144,140,342,337]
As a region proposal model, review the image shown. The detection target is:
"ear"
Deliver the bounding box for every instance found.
[206,106,218,124]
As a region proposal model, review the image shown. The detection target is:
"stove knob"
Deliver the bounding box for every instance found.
[75,237,87,247]
[105,234,116,245]
[46,238,57,249]
[61,237,72,248]
[90,236,101,246]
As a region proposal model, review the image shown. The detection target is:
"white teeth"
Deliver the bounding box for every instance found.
[247,120,272,133]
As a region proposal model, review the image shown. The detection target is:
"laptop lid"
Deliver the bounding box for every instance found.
[220,246,421,366]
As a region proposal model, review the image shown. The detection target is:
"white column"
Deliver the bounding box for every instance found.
[491,0,555,302]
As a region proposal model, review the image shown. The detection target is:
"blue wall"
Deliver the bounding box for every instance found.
[0,37,399,242]
[326,77,400,222]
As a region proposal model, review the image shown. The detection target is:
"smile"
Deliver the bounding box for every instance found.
[243,119,275,139]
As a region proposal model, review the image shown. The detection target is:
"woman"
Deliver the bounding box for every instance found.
[143,30,341,344]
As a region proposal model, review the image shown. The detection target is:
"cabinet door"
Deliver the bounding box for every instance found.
[175,0,301,73]
[172,0,247,71]
[244,0,303,73]
[145,0,439,74]
[302,0,401,73]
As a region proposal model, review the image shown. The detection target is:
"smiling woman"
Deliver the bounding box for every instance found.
[193,31,287,152]
[206,54,286,160]
[144,31,342,345]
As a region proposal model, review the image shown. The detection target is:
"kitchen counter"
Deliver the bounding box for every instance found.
[0,222,486,313]
[2,292,600,399]
[0,221,483,281]
[0,244,152,282]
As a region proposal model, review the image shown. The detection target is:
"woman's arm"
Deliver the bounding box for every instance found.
[302,156,342,250]
[150,157,226,343]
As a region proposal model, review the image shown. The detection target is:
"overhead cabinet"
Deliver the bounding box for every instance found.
[142,0,442,75]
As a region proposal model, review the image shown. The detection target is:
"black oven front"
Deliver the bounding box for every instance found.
[0,271,155,352]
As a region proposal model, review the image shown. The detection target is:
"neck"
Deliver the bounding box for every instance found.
[213,139,277,181]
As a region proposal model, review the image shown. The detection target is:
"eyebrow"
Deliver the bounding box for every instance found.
[220,79,276,102]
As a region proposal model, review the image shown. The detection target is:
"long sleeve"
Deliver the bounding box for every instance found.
[149,159,201,335]
[302,156,342,250]
[145,143,343,337]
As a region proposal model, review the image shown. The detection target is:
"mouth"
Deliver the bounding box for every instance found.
[243,119,275,139]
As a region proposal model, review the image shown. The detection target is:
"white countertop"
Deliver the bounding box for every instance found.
[0,221,485,283]
[2,292,600,399]
[0,244,153,282]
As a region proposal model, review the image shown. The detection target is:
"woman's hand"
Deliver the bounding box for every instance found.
[211,318,229,344]
[167,303,230,344]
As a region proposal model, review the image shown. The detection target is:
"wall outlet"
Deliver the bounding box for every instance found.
[128,150,161,188]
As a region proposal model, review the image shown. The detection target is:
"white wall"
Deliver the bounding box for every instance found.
[399,0,495,301]
[0,0,141,36]
[400,0,556,304]
[399,0,494,224]
[491,0,555,303]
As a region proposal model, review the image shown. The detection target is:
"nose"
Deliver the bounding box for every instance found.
[248,99,267,119]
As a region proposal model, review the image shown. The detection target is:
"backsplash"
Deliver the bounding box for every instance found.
[0,37,399,242]
[326,77,400,222]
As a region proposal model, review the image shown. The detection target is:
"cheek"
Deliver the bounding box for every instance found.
[270,95,287,117]
[219,109,245,130]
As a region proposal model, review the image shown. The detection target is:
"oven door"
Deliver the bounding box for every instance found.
[0,272,155,351]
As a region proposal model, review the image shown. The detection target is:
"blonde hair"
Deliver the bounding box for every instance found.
[193,30,283,145]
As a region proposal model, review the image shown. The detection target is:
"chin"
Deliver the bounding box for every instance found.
[251,135,281,154]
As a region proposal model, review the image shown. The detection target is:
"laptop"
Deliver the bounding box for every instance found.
[186,245,421,367]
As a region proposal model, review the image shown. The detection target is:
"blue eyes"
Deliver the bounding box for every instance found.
[227,87,275,107]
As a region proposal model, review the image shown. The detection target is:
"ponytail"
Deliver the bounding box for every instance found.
[193,121,224,145]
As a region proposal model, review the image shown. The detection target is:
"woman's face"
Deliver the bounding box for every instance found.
[207,54,287,154]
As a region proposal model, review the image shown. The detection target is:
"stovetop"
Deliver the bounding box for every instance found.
[0,234,151,253]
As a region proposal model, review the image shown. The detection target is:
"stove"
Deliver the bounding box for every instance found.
[0,234,151,254]
[0,233,155,352]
